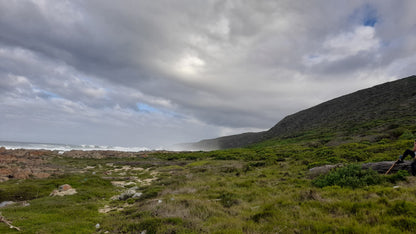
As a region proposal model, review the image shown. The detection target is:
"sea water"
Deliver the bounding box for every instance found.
[0,141,150,152]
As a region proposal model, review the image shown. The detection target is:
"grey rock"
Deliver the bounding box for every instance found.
[308,164,343,178]
[119,189,142,200]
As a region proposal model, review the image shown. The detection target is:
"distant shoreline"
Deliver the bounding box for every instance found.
[0,140,153,153]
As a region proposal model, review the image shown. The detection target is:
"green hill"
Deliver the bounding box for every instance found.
[2,76,416,233]
[187,75,416,150]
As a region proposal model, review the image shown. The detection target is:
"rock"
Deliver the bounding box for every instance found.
[308,164,343,178]
[32,172,51,178]
[50,184,77,196]
[110,195,120,200]
[362,161,413,174]
[0,177,9,183]
[95,223,100,229]
[118,187,142,200]
[59,184,73,191]
[0,147,6,153]
[119,189,136,200]
[0,201,15,208]
[132,192,142,199]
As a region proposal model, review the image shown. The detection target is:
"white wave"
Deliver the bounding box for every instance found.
[0,141,151,152]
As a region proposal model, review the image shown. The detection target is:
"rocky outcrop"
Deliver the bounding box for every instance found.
[61,150,144,158]
[0,148,155,181]
[0,149,58,181]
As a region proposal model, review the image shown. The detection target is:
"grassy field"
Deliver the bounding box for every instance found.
[1,130,416,233]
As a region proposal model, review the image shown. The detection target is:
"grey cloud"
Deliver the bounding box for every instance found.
[1,0,416,147]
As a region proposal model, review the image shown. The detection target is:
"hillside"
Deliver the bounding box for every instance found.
[187,75,416,150]
[2,76,416,233]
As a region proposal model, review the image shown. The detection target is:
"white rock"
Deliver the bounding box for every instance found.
[0,201,15,208]
[119,189,136,200]
[132,192,143,198]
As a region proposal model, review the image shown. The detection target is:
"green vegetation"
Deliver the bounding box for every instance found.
[312,164,408,188]
[1,126,416,233]
[0,174,116,233]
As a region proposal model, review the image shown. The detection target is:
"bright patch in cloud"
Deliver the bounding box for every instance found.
[175,54,205,76]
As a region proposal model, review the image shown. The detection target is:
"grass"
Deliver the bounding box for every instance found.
[0,174,117,233]
[1,126,416,233]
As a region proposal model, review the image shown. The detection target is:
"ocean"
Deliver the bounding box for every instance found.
[0,141,150,152]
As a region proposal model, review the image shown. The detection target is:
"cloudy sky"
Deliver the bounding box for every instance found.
[1,0,415,148]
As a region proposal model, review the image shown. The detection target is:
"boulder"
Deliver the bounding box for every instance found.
[308,164,343,178]
[59,184,72,191]
[50,184,77,196]
[362,161,413,174]
[119,188,142,200]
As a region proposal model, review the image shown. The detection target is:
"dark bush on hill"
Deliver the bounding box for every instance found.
[312,164,383,188]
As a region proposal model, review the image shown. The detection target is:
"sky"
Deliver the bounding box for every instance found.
[1,0,415,148]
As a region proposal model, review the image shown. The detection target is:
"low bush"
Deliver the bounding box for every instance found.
[0,184,42,201]
[139,186,163,200]
[312,164,383,188]
[251,205,276,223]
[391,217,416,231]
[386,170,409,183]
[388,201,416,216]
[218,192,239,208]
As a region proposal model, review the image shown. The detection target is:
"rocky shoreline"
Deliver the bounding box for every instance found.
[0,147,152,182]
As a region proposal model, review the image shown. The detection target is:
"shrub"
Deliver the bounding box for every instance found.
[399,129,415,140]
[386,170,409,183]
[391,217,416,231]
[0,183,42,201]
[388,201,416,216]
[389,128,405,139]
[251,205,276,223]
[218,192,239,208]
[139,186,163,200]
[312,164,383,188]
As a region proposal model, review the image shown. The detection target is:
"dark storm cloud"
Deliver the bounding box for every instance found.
[1,0,416,147]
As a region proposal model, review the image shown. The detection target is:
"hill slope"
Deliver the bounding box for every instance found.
[186,75,416,150]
